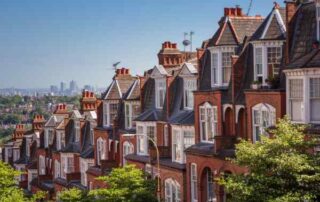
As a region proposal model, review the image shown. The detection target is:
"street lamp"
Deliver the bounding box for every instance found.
[130,134,161,201]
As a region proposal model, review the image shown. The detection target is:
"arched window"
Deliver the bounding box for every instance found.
[252,103,276,143]
[123,141,134,165]
[165,178,181,202]
[97,138,106,165]
[206,169,215,202]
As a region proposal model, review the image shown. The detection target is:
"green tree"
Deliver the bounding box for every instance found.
[0,161,45,202]
[58,165,157,202]
[219,117,320,202]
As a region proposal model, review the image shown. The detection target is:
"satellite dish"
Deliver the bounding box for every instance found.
[183,40,191,46]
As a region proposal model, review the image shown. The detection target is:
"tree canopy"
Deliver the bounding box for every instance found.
[220,117,320,202]
[58,164,157,202]
[0,161,45,202]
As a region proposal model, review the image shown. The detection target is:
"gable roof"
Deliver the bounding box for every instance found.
[208,16,264,47]
[102,76,137,100]
[125,79,140,100]
[151,65,169,77]
[251,7,286,41]
[44,115,65,127]
[179,63,198,75]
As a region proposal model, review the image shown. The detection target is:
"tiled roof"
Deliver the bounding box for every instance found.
[288,2,316,64]
[287,49,320,69]
[102,77,137,100]
[208,16,264,47]
[251,7,286,41]
[80,121,94,159]
[125,79,140,100]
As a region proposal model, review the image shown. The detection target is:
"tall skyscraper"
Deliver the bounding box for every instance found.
[60,82,66,93]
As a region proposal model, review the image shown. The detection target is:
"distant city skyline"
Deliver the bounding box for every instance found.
[0,0,281,88]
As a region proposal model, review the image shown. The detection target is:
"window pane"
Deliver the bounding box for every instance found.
[222,52,233,84]
[211,53,218,85]
[255,47,263,77]
[267,47,282,76]
[311,99,320,121]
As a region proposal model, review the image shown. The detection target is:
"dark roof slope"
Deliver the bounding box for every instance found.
[289,2,316,63]
[80,121,94,159]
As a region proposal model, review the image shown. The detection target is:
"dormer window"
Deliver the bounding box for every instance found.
[44,128,54,148]
[253,43,282,84]
[210,47,236,87]
[75,121,80,142]
[184,78,197,109]
[103,101,118,127]
[136,122,156,156]
[155,79,166,109]
[125,102,141,129]
[317,0,320,40]
[97,137,106,165]
[172,126,195,164]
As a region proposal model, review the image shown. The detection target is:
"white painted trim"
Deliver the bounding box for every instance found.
[115,80,123,98]
[235,105,245,123]
[222,104,233,121]
[261,8,286,39]
[104,80,115,99]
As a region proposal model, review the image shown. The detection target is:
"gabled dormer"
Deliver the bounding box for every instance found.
[151,65,168,109]
[203,6,264,89]
[179,63,198,110]
[251,3,286,85]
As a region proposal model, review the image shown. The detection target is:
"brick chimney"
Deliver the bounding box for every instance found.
[13,124,25,140]
[158,41,184,68]
[224,6,244,17]
[80,90,97,113]
[54,103,68,114]
[32,115,46,131]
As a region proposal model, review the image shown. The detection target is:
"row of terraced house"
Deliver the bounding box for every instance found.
[2,1,320,201]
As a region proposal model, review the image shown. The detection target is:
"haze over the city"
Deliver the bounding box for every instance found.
[0,0,279,89]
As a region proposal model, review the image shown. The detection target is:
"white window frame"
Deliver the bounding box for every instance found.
[13,149,20,162]
[206,169,216,202]
[44,128,54,148]
[191,163,198,202]
[27,169,37,191]
[252,103,276,143]
[75,120,81,142]
[61,153,74,179]
[209,46,236,87]
[183,78,197,109]
[165,178,181,202]
[80,158,94,187]
[26,138,31,157]
[199,102,218,143]
[253,42,283,85]
[172,126,195,164]
[125,101,140,129]
[39,155,46,175]
[317,1,320,41]
[285,69,320,124]
[136,122,156,156]
[155,79,166,109]
[122,141,134,166]
[164,124,169,146]
[103,100,119,127]
[54,160,61,179]
[97,137,106,165]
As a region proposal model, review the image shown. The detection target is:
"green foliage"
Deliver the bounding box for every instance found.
[0,161,45,202]
[58,165,157,202]
[219,117,320,202]
[58,188,90,202]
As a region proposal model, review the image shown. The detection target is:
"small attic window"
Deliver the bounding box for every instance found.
[317,0,320,40]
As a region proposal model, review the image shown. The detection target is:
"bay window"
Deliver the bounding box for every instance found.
[103,101,118,127]
[200,103,218,143]
[136,122,156,156]
[61,154,74,179]
[172,127,195,163]
[252,103,276,143]
[184,78,197,109]
[289,79,303,122]
[39,155,45,175]
[44,128,54,148]
[210,47,235,87]
[165,179,181,202]
[155,79,166,109]
[253,43,283,84]
[317,0,320,40]
[97,138,106,165]
[122,141,134,165]
[125,102,140,129]
[80,159,94,186]
[310,78,320,122]
[54,160,61,178]
[13,149,20,162]
[191,163,198,202]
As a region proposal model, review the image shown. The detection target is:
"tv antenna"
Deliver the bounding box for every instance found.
[106,61,121,71]
[182,31,194,52]
[247,0,253,15]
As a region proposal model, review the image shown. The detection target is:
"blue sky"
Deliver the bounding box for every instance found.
[0,0,281,89]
